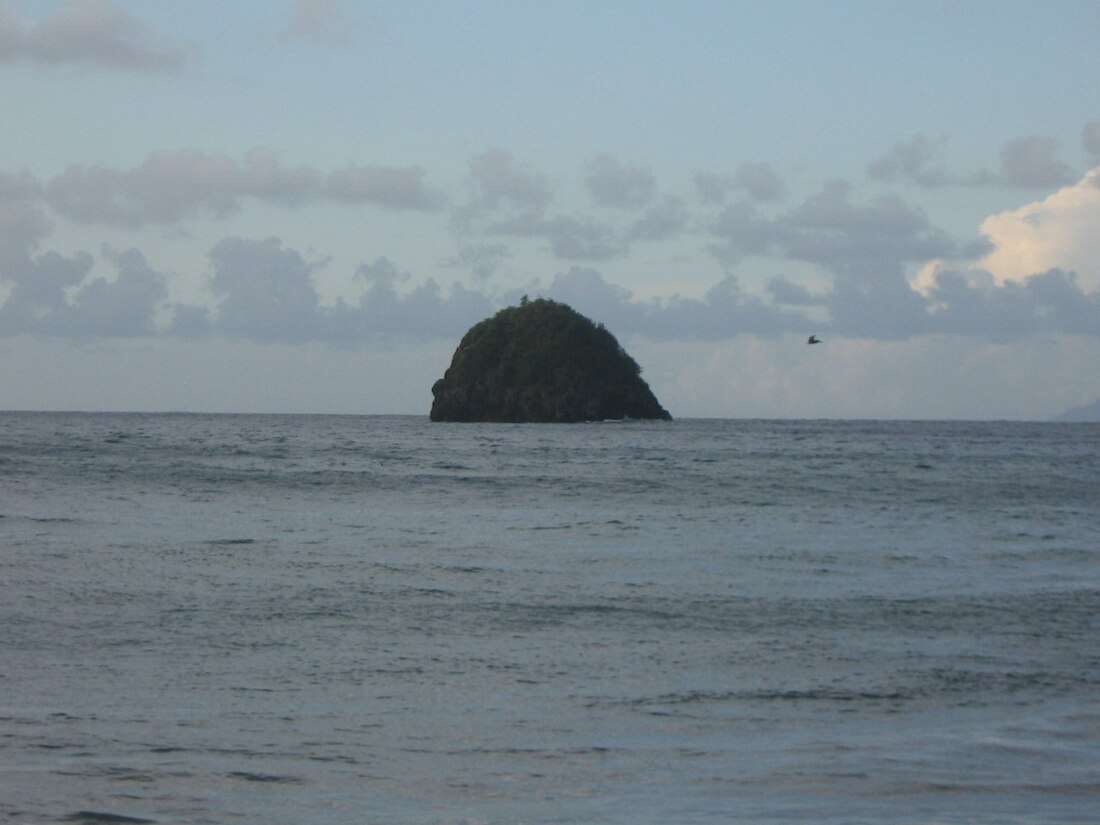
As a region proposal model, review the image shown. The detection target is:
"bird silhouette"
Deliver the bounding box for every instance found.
[807,335,822,345]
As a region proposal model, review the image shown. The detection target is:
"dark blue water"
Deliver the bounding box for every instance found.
[2,413,1098,824]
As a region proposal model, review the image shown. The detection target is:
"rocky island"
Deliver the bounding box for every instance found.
[430,298,671,423]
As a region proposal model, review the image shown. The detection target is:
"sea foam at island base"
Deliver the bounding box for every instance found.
[2,413,1098,824]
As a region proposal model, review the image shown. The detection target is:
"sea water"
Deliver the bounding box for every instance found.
[1,413,1098,824]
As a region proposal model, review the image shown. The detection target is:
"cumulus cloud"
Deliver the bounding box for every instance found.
[0,170,50,262]
[701,180,1099,340]
[711,181,961,279]
[998,136,1076,189]
[0,245,167,338]
[920,267,1100,339]
[767,275,822,307]
[627,195,688,242]
[325,163,442,210]
[490,212,625,261]
[41,149,445,226]
[463,147,553,214]
[867,133,960,187]
[335,272,493,342]
[541,265,635,332]
[441,243,511,281]
[206,239,491,344]
[46,149,319,227]
[0,169,41,202]
[0,0,188,72]
[584,153,655,209]
[541,215,624,260]
[694,162,786,204]
[537,267,804,341]
[706,183,974,338]
[1085,121,1100,159]
[4,149,1100,346]
[65,246,169,337]
[979,168,1100,289]
[281,0,375,45]
[208,237,323,343]
[732,161,786,202]
[868,132,1077,189]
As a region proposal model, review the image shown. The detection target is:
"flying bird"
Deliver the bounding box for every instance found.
[807,335,822,345]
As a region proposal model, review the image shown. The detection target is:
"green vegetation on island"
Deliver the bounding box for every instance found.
[430,298,672,422]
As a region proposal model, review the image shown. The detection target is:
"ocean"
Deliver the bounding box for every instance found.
[1,412,1098,824]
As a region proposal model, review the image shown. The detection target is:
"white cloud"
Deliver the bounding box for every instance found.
[980,167,1100,290]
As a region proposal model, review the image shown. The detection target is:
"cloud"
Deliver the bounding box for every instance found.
[0,0,188,72]
[441,243,511,281]
[779,182,960,275]
[732,161,786,202]
[979,167,1100,289]
[42,149,445,226]
[336,273,493,342]
[1085,121,1100,159]
[46,149,319,227]
[207,237,323,343]
[281,0,375,46]
[998,136,1075,189]
[627,195,687,242]
[206,239,492,344]
[0,170,50,259]
[711,181,961,279]
[64,246,169,337]
[868,132,1077,189]
[767,275,822,307]
[0,248,92,335]
[0,245,167,338]
[866,133,960,187]
[0,201,51,259]
[584,153,655,209]
[5,154,1100,347]
[0,169,41,202]
[921,267,1100,339]
[694,162,786,204]
[462,147,553,215]
[703,180,1100,341]
[541,265,635,331]
[490,212,625,261]
[325,163,442,210]
[536,266,806,342]
[542,215,624,260]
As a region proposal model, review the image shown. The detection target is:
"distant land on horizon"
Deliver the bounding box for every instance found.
[1051,399,1100,422]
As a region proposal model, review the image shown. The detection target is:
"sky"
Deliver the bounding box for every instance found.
[1,0,1099,419]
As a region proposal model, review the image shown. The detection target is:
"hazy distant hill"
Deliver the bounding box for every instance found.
[1051,399,1100,422]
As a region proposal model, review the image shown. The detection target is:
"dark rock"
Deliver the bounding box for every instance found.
[430,298,671,423]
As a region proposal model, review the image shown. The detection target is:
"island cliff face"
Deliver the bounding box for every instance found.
[430,298,672,423]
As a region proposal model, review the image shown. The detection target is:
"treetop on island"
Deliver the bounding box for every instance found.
[429,298,671,423]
